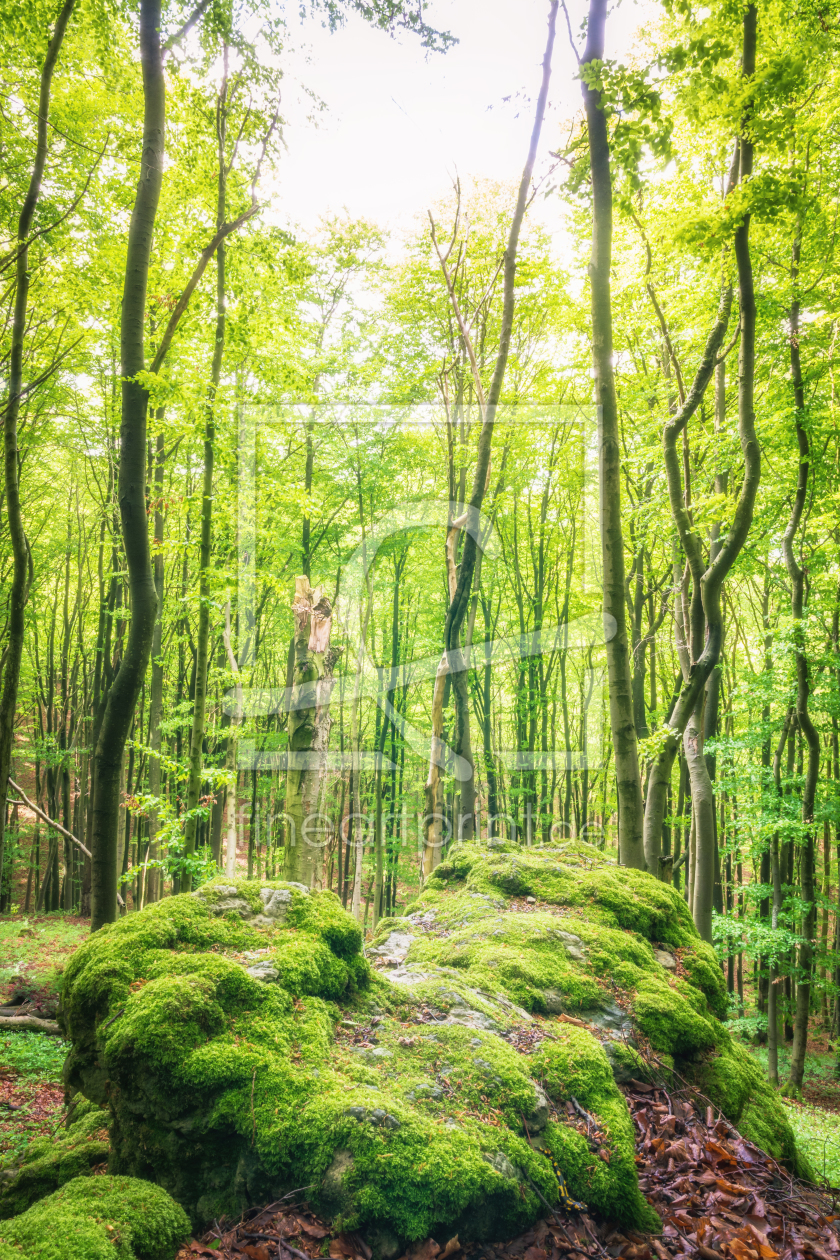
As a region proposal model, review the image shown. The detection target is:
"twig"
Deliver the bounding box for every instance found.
[559,0,581,64]
[8,778,125,909]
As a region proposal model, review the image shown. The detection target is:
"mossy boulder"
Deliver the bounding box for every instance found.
[55,847,803,1250]
[0,1174,189,1259]
[0,1098,110,1219]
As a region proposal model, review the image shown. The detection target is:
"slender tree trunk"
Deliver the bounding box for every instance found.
[783,221,820,1096]
[91,0,163,929]
[768,710,793,1087]
[0,0,76,896]
[582,0,644,868]
[146,425,165,902]
[183,57,229,887]
[422,4,557,875]
[285,577,333,887]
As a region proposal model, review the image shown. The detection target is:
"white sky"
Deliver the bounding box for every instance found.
[272,0,656,244]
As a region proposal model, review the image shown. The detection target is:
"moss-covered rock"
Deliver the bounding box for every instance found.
[0,1174,190,1259]
[57,849,805,1250]
[0,1098,110,1219]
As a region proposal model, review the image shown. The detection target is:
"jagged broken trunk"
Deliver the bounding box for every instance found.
[53,842,808,1250]
[285,575,335,888]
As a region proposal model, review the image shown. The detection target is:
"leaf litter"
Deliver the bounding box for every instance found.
[176,1083,840,1260]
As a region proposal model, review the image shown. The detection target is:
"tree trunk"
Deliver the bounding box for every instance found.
[423,2,557,874]
[91,0,163,929]
[768,709,792,1087]
[0,0,76,897]
[183,55,229,888]
[581,0,645,869]
[146,425,165,903]
[285,577,333,888]
[783,220,821,1096]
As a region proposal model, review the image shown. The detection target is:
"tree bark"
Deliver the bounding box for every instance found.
[285,578,334,887]
[423,0,557,874]
[91,0,163,929]
[146,425,165,902]
[0,0,76,898]
[581,0,645,868]
[783,220,820,1096]
[642,16,760,903]
[183,50,229,887]
[768,708,792,1087]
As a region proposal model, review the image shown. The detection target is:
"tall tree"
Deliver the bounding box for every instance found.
[580,0,645,868]
[90,0,163,929]
[422,0,558,875]
[0,0,77,900]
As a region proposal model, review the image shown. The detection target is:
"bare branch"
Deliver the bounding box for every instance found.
[163,0,213,53]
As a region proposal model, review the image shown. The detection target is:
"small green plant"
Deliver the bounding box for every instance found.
[781,1099,840,1189]
[1,1032,68,1080]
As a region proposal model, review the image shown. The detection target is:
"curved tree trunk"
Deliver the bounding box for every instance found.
[784,222,820,1095]
[0,0,76,901]
[91,0,163,929]
[642,12,760,906]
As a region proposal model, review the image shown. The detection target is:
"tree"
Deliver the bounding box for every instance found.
[580,0,645,869]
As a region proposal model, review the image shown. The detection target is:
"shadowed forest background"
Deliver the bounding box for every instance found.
[2,0,840,1156]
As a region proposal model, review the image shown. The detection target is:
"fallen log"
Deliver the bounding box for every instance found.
[0,1014,62,1035]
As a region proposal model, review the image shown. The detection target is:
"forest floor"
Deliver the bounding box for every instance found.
[0,912,89,998]
[2,910,840,1257]
[181,1083,840,1260]
[0,912,87,1161]
[740,1037,840,1188]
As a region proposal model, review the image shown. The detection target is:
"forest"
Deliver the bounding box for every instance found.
[1,0,840,1255]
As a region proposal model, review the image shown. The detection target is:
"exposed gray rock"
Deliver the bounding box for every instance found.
[369,1109,400,1130]
[604,1043,638,1085]
[483,1151,520,1181]
[444,1007,498,1031]
[577,1000,634,1040]
[245,962,279,982]
[542,989,566,1015]
[406,1084,443,1101]
[204,895,253,919]
[526,1082,550,1133]
[351,1047,393,1064]
[368,932,415,965]
[653,948,677,970]
[386,966,433,987]
[319,1149,355,1216]
[195,882,307,925]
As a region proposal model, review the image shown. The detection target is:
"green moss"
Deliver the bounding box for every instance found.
[689,1039,810,1178]
[530,1027,657,1231]
[0,1100,110,1220]
[54,853,807,1248]
[0,1175,189,1260]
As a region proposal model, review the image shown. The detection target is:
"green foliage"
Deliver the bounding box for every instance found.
[0,1033,67,1081]
[0,1100,110,1220]
[52,847,808,1246]
[0,1175,190,1260]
